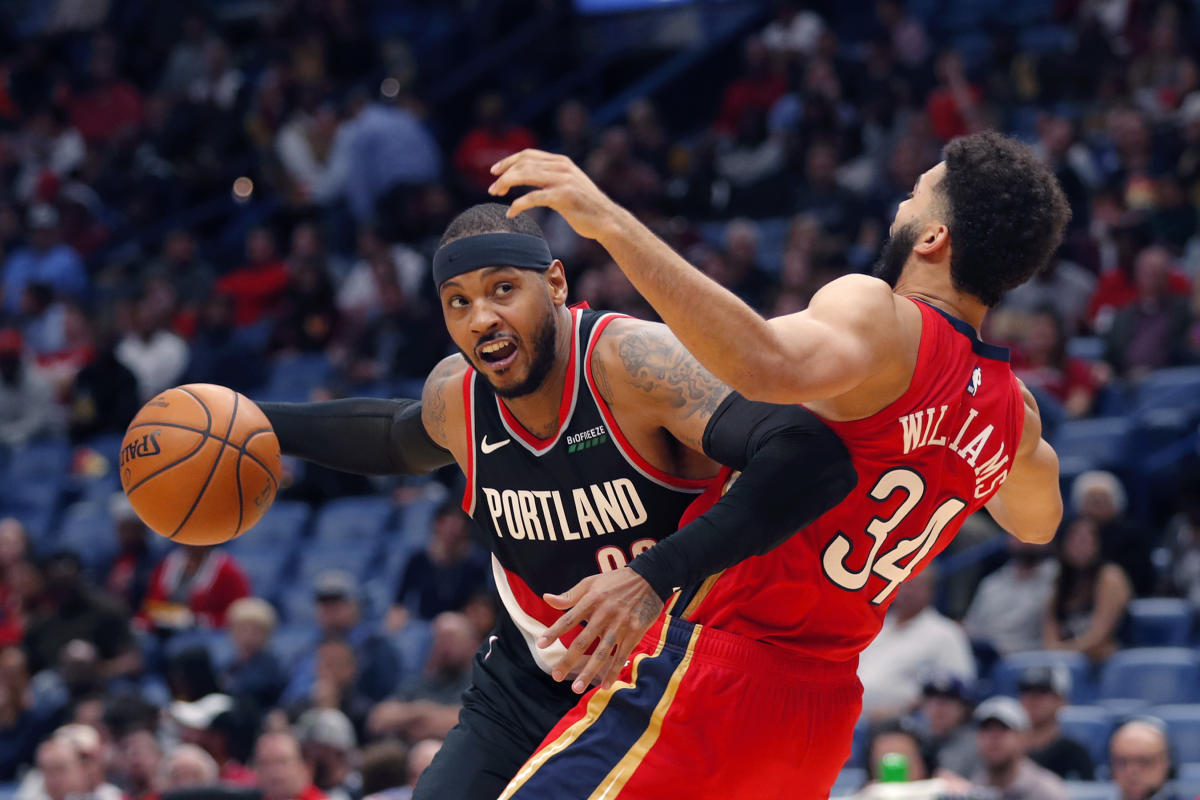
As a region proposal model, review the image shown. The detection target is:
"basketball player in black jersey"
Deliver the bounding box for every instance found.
[258,203,855,800]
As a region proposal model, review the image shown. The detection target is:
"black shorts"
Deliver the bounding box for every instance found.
[412,616,582,800]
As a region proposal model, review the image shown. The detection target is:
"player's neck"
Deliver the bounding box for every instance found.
[499,307,575,439]
[894,261,988,334]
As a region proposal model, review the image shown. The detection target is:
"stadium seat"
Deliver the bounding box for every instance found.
[55,501,117,573]
[1099,648,1200,705]
[278,588,317,626]
[1149,705,1200,767]
[15,439,72,481]
[1017,25,1075,54]
[297,543,377,582]
[992,651,1094,704]
[1064,782,1119,800]
[312,496,394,545]
[1,476,62,542]
[255,353,332,403]
[235,552,289,600]
[272,625,316,665]
[1067,337,1105,361]
[1051,417,1132,472]
[829,767,865,797]
[1057,706,1116,767]
[0,782,19,800]
[1127,598,1192,647]
[1133,366,1200,418]
[228,500,311,553]
[394,618,434,677]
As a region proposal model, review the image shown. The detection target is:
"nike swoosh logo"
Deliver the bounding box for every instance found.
[480,435,511,454]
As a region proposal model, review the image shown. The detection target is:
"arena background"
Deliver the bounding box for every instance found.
[0,0,1198,797]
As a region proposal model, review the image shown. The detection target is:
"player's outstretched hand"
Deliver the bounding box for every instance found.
[488,149,619,242]
[536,566,664,694]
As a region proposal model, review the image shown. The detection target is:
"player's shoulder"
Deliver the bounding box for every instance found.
[421,354,470,448]
[807,274,900,323]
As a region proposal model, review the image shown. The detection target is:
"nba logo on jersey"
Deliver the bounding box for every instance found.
[967,367,982,396]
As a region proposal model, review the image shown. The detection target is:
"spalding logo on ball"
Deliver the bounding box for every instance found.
[120,383,282,546]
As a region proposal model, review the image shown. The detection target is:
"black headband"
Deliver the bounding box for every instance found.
[432,233,553,286]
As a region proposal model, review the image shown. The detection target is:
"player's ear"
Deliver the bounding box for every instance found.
[914,223,949,257]
[545,260,568,306]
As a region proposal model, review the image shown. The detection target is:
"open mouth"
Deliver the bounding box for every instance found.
[477,337,518,369]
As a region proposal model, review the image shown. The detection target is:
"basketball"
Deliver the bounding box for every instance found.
[119,384,281,546]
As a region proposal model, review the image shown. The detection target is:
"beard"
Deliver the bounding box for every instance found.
[470,302,560,399]
[872,221,921,288]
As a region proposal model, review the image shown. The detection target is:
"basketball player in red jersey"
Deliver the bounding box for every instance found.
[488,131,1070,798]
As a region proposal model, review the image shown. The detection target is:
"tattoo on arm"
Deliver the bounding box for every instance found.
[617,324,730,426]
[635,591,662,628]
[421,357,461,448]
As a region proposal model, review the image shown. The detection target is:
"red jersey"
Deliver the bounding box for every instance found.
[672,299,1025,663]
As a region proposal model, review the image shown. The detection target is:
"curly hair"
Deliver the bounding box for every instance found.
[938,132,1071,307]
[438,202,544,247]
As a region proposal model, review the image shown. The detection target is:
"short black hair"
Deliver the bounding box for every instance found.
[438,202,545,247]
[938,132,1071,307]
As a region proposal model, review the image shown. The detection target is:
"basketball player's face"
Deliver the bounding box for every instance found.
[440,264,567,398]
[875,162,947,288]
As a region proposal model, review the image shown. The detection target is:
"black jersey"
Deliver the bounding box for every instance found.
[460,306,712,674]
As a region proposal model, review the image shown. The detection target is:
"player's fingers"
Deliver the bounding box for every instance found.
[487,159,560,196]
[506,189,557,217]
[551,610,610,682]
[542,576,591,611]
[572,632,619,694]
[537,605,583,650]
[490,148,557,175]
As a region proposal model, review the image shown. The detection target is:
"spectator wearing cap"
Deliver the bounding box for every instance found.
[168,695,255,786]
[221,598,285,709]
[23,552,139,679]
[916,674,979,778]
[139,546,251,633]
[282,571,400,706]
[963,535,1058,657]
[858,567,976,719]
[970,697,1068,800]
[255,732,326,800]
[2,205,87,315]
[1017,665,1094,780]
[1110,719,1179,800]
[104,495,156,614]
[0,328,60,448]
[295,709,360,800]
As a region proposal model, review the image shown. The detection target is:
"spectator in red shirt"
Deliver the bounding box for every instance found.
[926,51,984,142]
[0,519,29,647]
[216,228,290,327]
[1087,242,1192,333]
[1011,307,1102,418]
[1104,245,1195,378]
[452,93,536,195]
[66,35,143,145]
[714,37,788,136]
[139,547,250,632]
[255,733,326,800]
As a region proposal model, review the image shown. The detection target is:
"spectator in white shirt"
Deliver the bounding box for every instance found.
[963,536,1058,656]
[116,297,189,402]
[858,565,976,719]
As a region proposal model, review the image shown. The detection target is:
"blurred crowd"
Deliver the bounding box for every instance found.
[0,0,1199,798]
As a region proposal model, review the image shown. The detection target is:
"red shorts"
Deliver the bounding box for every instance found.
[499,615,862,800]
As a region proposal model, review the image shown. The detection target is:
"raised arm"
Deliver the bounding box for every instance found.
[256,356,467,476]
[488,149,897,404]
[984,382,1063,544]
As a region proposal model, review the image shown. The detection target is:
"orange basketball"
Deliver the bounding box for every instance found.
[119,383,281,546]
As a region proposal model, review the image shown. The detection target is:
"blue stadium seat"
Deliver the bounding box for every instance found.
[1,476,62,542]
[235,552,288,599]
[845,716,869,769]
[297,543,377,582]
[1064,782,1119,800]
[14,440,72,481]
[1150,705,1200,767]
[1127,598,1192,647]
[312,496,394,545]
[1099,649,1200,705]
[1052,417,1132,472]
[254,354,332,403]
[55,501,117,573]
[1067,337,1105,362]
[1017,25,1075,54]
[1057,706,1116,767]
[0,781,19,800]
[1134,366,1200,418]
[394,618,434,678]
[272,625,316,665]
[278,588,317,626]
[830,767,865,797]
[228,500,311,553]
[992,651,1094,704]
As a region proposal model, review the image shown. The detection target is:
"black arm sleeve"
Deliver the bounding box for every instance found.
[257,398,454,476]
[628,392,857,600]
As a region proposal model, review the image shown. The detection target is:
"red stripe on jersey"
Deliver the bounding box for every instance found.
[499,564,589,650]
[497,306,581,452]
[584,314,712,492]
[461,369,475,514]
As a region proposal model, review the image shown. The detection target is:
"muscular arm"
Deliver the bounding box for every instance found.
[985,383,1063,544]
[594,319,858,599]
[256,357,467,476]
[594,208,897,404]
